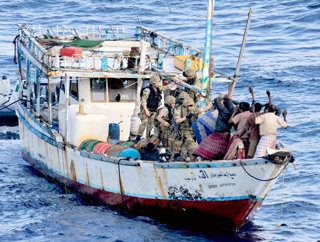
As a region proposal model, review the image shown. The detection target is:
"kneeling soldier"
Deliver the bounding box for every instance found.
[173,97,212,160]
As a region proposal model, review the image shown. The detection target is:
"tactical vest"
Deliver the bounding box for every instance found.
[144,84,162,112]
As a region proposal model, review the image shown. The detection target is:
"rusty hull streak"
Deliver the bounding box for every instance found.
[70,160,77,181]
[85,163,90,186]
[64,147,69,177]
[56,147,62,171]
[153,166,166,198]
[100,167,105,190]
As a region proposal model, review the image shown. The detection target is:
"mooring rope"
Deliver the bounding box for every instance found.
[239,159,289,182]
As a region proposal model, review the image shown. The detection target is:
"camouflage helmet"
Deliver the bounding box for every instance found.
[165,95,176,105]
[178,91,189,100]
[183,97,194,107]
[183,69,196,80]
[150,74,160,84]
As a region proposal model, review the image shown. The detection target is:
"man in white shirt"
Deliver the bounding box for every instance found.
[253,105,288,157]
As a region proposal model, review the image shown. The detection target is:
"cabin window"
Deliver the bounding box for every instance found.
[91,78,106,102]
[108,78,137,102]
[70,77,79,100]
[59,77,79,101]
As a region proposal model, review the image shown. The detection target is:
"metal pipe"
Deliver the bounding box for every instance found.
[48,76,52,127]
[36,70,41,117]
[26,60,31,109]
[230,8,253,97]
[200,0,215,107]
[64,74,70,144]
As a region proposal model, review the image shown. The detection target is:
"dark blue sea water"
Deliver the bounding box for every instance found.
[1,0,320,241]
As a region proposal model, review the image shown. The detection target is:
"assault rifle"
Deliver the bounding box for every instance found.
[170,115,181,140]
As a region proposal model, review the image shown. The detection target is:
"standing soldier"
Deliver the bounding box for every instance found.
[173,97,212,160]
[135,74,176,143]
[171,69,202,107]
[183,69,202,106]
[155,95,176,147]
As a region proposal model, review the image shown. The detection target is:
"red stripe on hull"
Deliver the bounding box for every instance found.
[22,151,263,231]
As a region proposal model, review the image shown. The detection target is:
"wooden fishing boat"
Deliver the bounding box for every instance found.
[14,5,293,231]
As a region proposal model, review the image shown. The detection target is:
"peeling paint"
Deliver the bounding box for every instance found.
[168,185,203,201]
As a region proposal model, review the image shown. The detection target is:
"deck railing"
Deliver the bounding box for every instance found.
[18,24,51,70]
[136,26,203,58]
[18,24,203,75]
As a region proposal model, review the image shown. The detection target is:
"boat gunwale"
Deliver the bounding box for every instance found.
[17,100,276,169]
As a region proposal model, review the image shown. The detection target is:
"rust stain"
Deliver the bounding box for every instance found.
[64,147,69,176]
[153,166,166,197]
[85,163,90,186]
[70,160,77,181]
[118,170,125,195]
[100,167,105,190]
[158,166,168,184]
[56,148,61,171]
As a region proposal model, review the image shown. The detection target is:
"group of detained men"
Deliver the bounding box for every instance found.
[134,69,288,161]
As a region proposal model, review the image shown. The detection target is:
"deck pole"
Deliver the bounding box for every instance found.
[230,8,252,98]
[48,76,52,127]
[36,69,41,117]
[200,0,215,107]
[26,60,31,109]
[64,74,70,144]
[129,40,147,140]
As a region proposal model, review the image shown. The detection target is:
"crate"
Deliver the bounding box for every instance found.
[174,55,203,71]
[61,47,82,57]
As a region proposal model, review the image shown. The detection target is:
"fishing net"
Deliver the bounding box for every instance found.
[64,37,104,48]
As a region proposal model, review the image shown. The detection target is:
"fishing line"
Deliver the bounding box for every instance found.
[277,166,287,227]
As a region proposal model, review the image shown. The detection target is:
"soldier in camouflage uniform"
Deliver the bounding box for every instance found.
[183,69,202,106]
[135,74,175,142]
[155,95,176,147]
[171,69,202,107]
[172,97,212,160]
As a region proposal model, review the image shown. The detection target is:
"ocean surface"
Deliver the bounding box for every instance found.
[0,0,319,241]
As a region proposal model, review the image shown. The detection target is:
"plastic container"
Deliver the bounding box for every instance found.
[174,55,203,71]
[106,145,141,160]
[61,47,82,57]
[79,139,102,151]
[109,139,121,145]
[93,142,115,154]
[119,141,135,148]
[109,123,120,140]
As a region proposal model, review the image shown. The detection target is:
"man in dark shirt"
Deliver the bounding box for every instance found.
[193,83,234,160]
[213,83,234,132]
